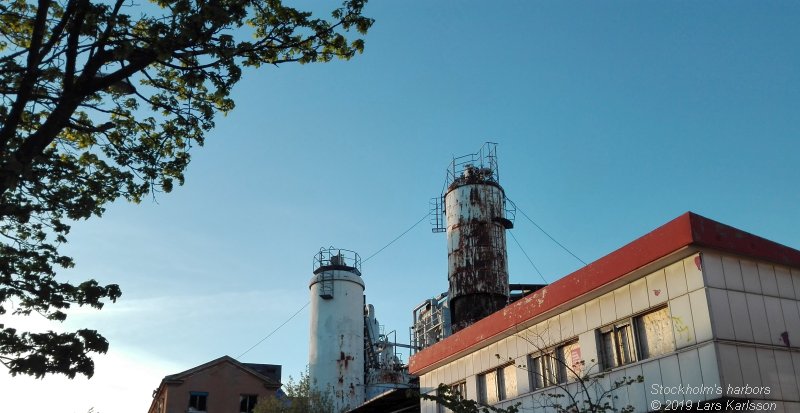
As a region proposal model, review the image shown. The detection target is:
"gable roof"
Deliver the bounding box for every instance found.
[162,355,281,386]
[408,212,800,374]
[243,362,281,384]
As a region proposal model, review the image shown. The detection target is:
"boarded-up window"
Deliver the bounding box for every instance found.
[478,364,514,404]
[500,363,517,399]
[486,368,500,404]
[557,340,582,382]
[637,306,675,359]
[478,369,499,404]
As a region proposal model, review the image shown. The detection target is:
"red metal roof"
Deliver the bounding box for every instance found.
[408,212,800,375]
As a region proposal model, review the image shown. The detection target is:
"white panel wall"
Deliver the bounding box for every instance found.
[646,269,669,306]
[741,259,762,293]
[577,330,599,375]
[703,253,726,289]
[722,256,744,291]
[776,351,799,400]
[623,364,647,410]
[659,355,682,403]
[728,291,754,342]
[670,294,696,348]
[793,269,800,298]
[718,344,744,390]
[684,255,704,291]
[756,348,781,400]
[572,304,587,335]
[776,267,795,299]
[665,260,688,298]
[699,252,800,406]
[614,285,633,319]
[765,296,787,346]
[630,278,649,313]
[690,289,713,342]
[417,252,800,410]
[707,287,735,340]
[748,293,772,344]
[599,292,616,325]
[586,299,601,330]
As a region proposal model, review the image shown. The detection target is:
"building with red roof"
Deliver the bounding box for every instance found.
[410,212,800,412]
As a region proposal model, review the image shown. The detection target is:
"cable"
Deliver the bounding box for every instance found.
[362,211,431,264]
[235,212,430,359]
[236,301,310,360]
[508,230,547,284]
[507,199,587,266]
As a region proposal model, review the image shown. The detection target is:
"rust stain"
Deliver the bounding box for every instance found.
[336,351,354,369]
[447,182,509,332]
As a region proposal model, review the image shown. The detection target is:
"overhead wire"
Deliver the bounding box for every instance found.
[362,211,431,264]
[507,198,587,266]
[236,301,310,360]
[508,230,547,284]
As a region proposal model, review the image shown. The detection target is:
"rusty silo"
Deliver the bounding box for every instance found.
[432,143,513,333]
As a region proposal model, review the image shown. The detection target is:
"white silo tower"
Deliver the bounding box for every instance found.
[308,247,365,412]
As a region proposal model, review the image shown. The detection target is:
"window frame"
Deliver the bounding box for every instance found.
[598,305,674,371]
[240,394,258,413]
[437,380,467,413]
[477,362,514,404]
[188,391,208,412]
[599,319,636,370]
[528,339,581,391]
[635,305,676,360]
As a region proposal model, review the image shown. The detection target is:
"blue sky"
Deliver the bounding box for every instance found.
[2,1,800,412]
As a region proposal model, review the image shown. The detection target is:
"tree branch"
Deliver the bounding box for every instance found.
[0,0,53,152]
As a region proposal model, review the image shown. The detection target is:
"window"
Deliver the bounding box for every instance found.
[500,363,517,400]
[600,321,636,369]
[477,363,515,404]
[598,306,676,370]
[188,392,208,412]
[240,394,258,413]
[437,381,467,413]
[636,306,675,359]
[557,340,582,382]
[529,340,581,390]
[529,350,556,390]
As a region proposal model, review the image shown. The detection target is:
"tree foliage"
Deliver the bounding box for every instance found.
[514,332,643,413]
[0,0,372,378]
[254,370,335,413]
[419,384,520,413]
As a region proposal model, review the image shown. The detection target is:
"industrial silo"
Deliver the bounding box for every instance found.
[308,247,365,412]
[440,143,513,333]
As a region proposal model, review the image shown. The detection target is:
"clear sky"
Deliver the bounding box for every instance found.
[2,1,800,412]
